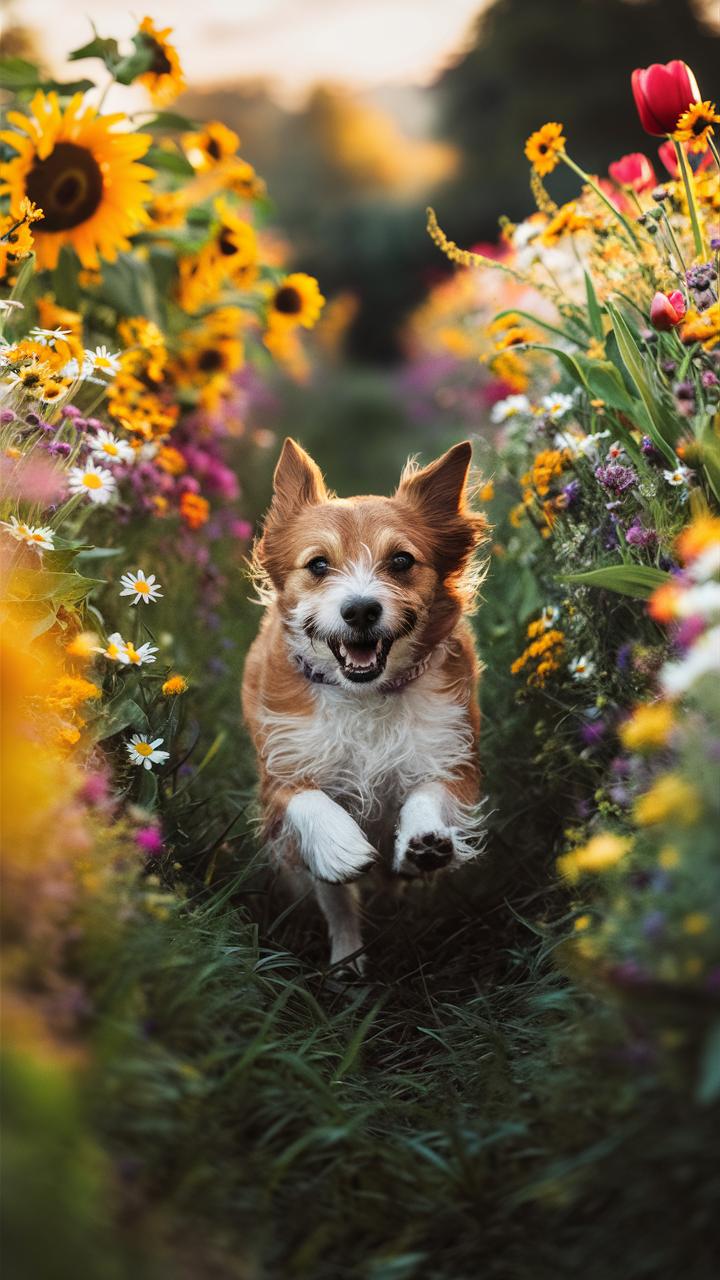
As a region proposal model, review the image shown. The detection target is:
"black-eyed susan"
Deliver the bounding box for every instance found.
[268,273,325,329]
[135,17,185,107]
[182,121,239,171]
[524,122,566,176]
[673,100,720,152]
[0,91,154,270]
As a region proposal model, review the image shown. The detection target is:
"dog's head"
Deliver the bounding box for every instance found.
[253,438,488,688]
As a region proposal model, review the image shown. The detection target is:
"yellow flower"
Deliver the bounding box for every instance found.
[634,774,701,827]
[574,915,592,932]
[478,480,495,503]
[658,845,680,870]
[36,295,82,339]
[65,631,100,660]
[673,100,720,153]
[682,912,710,936]
[162,674,188,696]
[680,303,720,351]
[49,675,101,708]
[182,121,239,171]
[524,122,566,176]
[268,273,325,330]
[0,210,36,278]
[541,200,590,246]
[557,833,632,882]
[619,703,674,753]
[0,90,153,270]
[135,17,185,106]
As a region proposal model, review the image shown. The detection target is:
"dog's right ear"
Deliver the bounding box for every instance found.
[269,438,326,521]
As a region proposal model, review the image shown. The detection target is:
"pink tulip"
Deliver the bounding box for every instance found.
[650,291,686,331]
[632,60,700,135]
[608,153,656,193]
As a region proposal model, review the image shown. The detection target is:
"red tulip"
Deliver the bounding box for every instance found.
[657,139,713,178]
[631,61,700,135]
[608,152,656,193]
[650,291,687,331]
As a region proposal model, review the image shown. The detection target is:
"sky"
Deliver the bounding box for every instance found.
[7,0,488,105]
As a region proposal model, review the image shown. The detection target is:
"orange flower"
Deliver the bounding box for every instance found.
[648,581,681,623]
[179,491,209,529]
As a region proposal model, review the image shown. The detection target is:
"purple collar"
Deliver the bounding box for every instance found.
[294,649,433,693]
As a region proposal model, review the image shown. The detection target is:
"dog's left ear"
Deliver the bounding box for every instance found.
[397,441,473,514]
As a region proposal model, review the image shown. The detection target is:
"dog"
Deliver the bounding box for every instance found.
[242,437,488,971]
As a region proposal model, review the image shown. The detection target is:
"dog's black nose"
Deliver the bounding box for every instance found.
[341,597,382,629]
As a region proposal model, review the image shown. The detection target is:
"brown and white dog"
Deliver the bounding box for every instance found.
[242,438,488,970]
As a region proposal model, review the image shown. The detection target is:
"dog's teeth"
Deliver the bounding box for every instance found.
[339,643,348,659]
[375,638,382,653]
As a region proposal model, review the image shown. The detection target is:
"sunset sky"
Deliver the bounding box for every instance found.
[9,0,488,104]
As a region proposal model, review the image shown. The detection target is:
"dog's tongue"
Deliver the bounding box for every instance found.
[343,642,378,668]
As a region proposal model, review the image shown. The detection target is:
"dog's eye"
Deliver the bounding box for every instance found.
[390,551,415,573]
[306,556,329,578]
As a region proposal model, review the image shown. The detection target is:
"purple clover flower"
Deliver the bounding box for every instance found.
[641,436,663,464]
[562,478,582,508]
[595,462,638,494]
[686,261,717,312]
[625,519,657,549]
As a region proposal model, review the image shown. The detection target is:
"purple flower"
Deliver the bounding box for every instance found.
[701,370,719,389]
[0,408,15,423]
[686,261,717,311]
[595,463,638,494]
[60,404,81,419]
[47,441,70,457]
[625,519,657,548]
[660,359,677,376]
[616,642,633,671]
[580,719,606,747]
[136,825,163,856]
[640,436,663,464]
[673,615,706,651]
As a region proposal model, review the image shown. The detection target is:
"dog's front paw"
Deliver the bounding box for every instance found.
[404,830,455,872]
[286,790,376,883]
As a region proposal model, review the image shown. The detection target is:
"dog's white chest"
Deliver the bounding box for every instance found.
[260,670,473,822]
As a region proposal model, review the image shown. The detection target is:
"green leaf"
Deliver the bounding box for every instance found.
[88,694,148,744]
[526,344,589,391]
[6,568,103,607]
[145,146,196,177]
[577,358,634,413]
[606,301,678,463]
[113,41,155,87]
[697,1020,720,1105]
[0,57,95,94]
[139,111,196,132]
[558,564,671,599]
[68,35,120,66]
[584,271,604,342]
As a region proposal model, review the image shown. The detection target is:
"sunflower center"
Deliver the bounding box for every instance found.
[147,39,173,76]
[206,137,222,160]
[274,285,303,315]
[197,347,224,372]
[26,143,103,232]
[135,741,154,756]
[218,229,239,256]
[692,116,709,135]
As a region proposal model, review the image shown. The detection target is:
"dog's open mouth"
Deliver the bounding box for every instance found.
[327,634,394,683]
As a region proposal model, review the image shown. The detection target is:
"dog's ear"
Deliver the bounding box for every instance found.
[397,441,473,514]
[270,438,326,520]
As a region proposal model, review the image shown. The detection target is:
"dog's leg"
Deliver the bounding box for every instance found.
[393,781,484,875]
[314,881,364,972]
[285,789,375,883]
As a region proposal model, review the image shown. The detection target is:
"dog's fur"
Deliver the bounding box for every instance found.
[242,437,488,970]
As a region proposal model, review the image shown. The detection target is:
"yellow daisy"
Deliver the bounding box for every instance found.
[673,100,720,153]
[0,90,154,270]
[525,122,566,176]
[136,17,185,107]
[268,273,325,329]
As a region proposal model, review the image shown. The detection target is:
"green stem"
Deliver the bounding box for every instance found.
[707,135,720,172]
[657,206,687,273]
[560,153,641,250]
[672,138,704,259]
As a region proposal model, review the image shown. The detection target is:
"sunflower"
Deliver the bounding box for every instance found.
[0,91,153,270]
[135,17,185,107]
[525,122,566,176]
[182,121,239,171]
[0,212,35,279]
[208,197,258,286]
[674,100,720,153]
[268,273,325,329]
[541,200,591,246]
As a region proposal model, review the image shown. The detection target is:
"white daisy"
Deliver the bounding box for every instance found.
[86,345,122,377]
[663,464,692,487]
[102,632,127,661]
[490,394,531,424]
[1,515,54,551]
[0,299,24,313]
[540,605,560,629]
[126,734,170,771]
[575,430,611,459]
[661,626,720,696]
[568,654,595,681]
[68,462,117,505]
[119,568,163,606]
[120,638,158,666]
[90,429,134,465]
[539,393,574,420]
[30,325,72,342]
